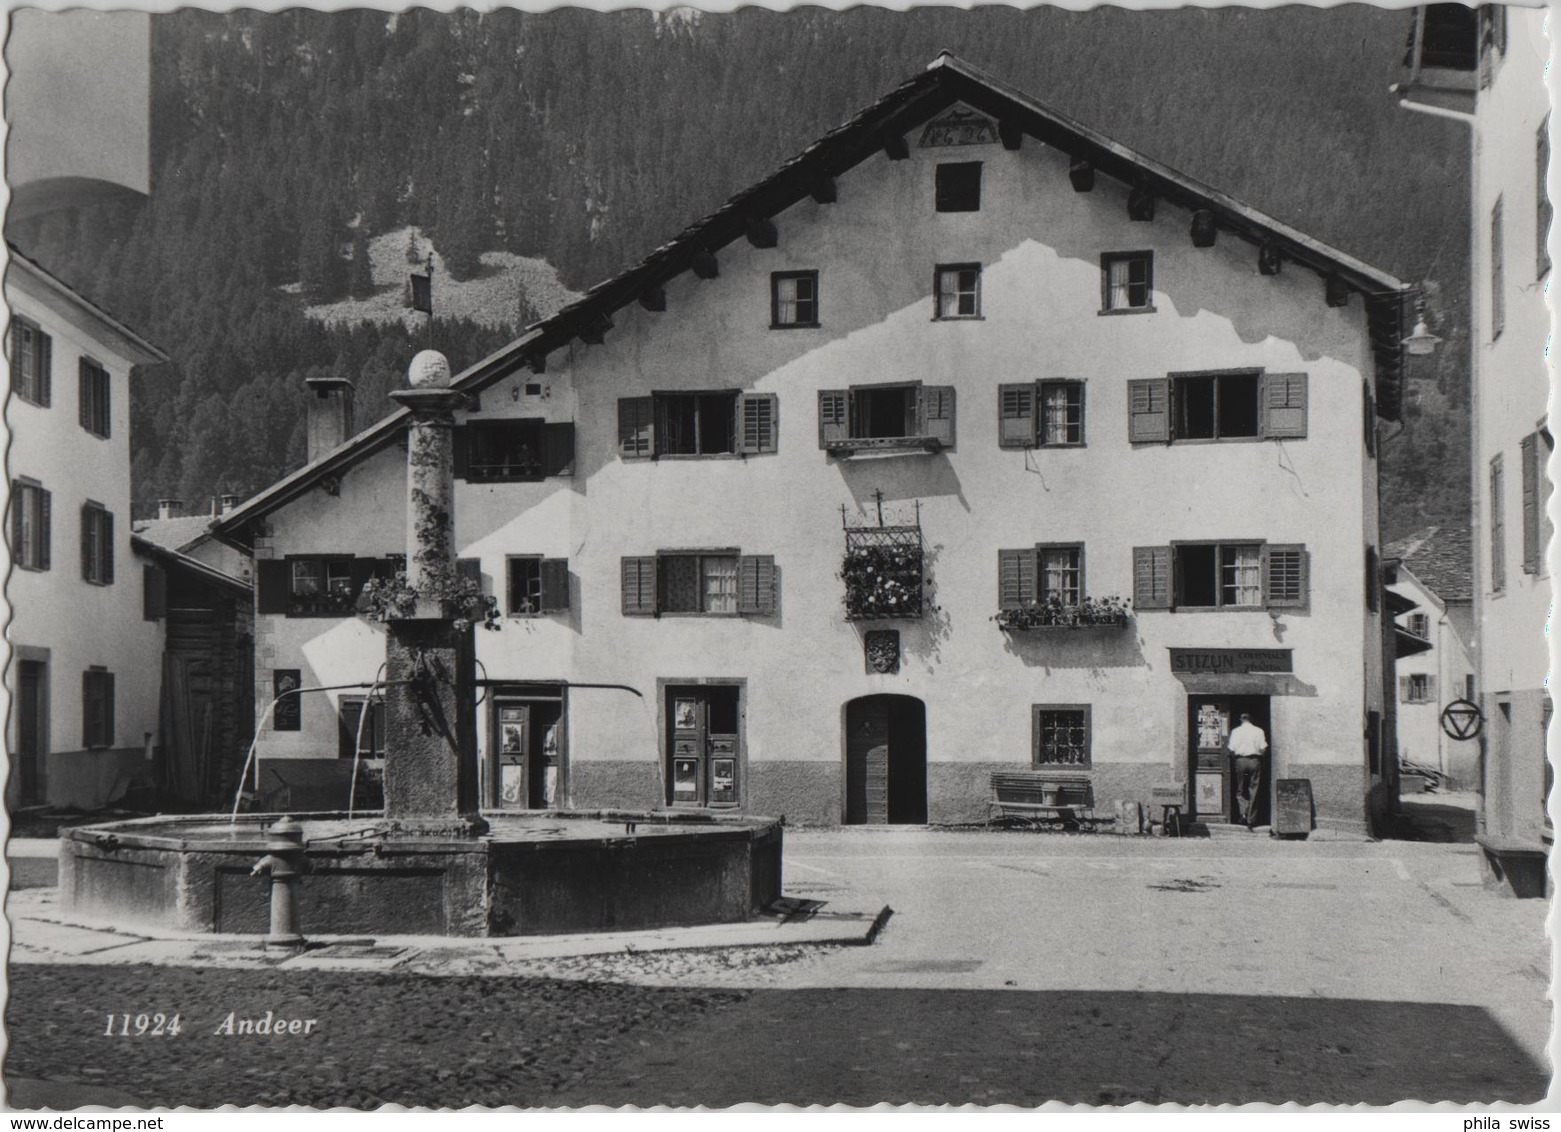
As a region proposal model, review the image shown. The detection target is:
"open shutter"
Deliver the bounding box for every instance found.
[736,393,778,454]
[1133,546,1172,610]
[1260,372,1308,439]
[998,383,1037,447]
[39,488,50,570]
[818,389,849,448]
[80,505,92,581]
[544,422,575,476]
[1127,379,1170,443]
[1399,675,1413,702]
[539,557,570,612]
[82,672,97,747]
[1425,675,1437,702]
[456,557,482,590]
[621,556,658,615]
[257,560,290,614]
[618,397,654,458]
[9,483,21,565]
[1521,432,1539,573]
[1262,544,1310,610]
[998,548,1038,609]
[102,672,116,747]
[38,333,51,407]
[143,563,167,620]
[79,359,91,431]
[922,386,956,448]
[102,511,114,584]
[452,425,471,480]
[737,554,777,615]
[348,557,376,608]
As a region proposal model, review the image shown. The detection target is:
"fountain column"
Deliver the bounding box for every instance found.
[382,350,486,834]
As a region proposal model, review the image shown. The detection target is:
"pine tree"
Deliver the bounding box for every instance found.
[348,227,375,299]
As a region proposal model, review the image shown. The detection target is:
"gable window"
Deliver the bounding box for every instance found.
[1492,197,1505,341]
[771,271,819,328]
[934,264,981,319]
[1033,705,1091,767]
[618,392,776,458]
[818,382,955,455]
[79,359,111,439]
[506,555,570,615]
[935,162,982,212]
[1520,428,1553,575]
[80,502,114,586]
[1490,454,1506,593]
[82,667,115,749]
[9,478,50,571]
[1132,542,1308,611]
[338,696,386,760]
[9,317,52,406]
[1127,371,1306,443]
[1101,252,1153,313]
[621,552,777,617]
[1401,673,1436,704]
[1405,612,1430,639]
[454,419,574,482]
[1539,118,1552,280]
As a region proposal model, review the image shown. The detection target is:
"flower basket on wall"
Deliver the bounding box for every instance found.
[358,570,502,631]
[841,528,924,621]
[993,595,1131,632]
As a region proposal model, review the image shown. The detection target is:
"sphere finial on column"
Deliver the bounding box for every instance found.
[408,350,452,390]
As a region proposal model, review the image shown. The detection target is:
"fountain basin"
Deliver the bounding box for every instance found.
[60,810,783,937]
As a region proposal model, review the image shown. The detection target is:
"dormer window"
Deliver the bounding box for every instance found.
[935,162,982,212]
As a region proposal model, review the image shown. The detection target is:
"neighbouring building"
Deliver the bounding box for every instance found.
[1398,5,1552,894]
[1386,525,1477,790]
[216,55,1412,834]
[5,246,168,810]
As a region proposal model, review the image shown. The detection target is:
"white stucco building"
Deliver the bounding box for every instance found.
[217,56,1411,834]
[6,246,169,809]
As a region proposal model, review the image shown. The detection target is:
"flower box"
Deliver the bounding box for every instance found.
[841,535,924,621]
[994,596,1131,632]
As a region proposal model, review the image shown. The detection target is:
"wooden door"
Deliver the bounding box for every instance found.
[846,698,891,824]
[667,687,739,808]
[1189,697,1232,822]
[14,661,45,806]
[493,703,530,809]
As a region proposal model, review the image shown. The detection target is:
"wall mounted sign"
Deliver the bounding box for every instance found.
[1441,699,1483,741]
[272,669,301,731]
[1169,648,1293,675]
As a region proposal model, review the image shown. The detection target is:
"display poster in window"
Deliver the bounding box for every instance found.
[710,757,737,804]
[499,763,524,807]
[674,699,697,731]
[1196,703,1227,751]
[500,724,524,755]
[672,757,698,798]
[272,670,301,731]
[1196,772,1224,812]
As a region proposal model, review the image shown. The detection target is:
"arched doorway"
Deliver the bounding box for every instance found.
[844,694,927,824]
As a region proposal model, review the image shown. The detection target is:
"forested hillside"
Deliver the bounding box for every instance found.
[7,6,1471,536]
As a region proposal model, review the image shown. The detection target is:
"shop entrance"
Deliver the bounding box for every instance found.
[844,694,927,825]
[488,686,564,810]
[1187,695,1271,824]
[666,685,741,808]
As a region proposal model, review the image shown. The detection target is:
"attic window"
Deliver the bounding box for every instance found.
[1101,252,1153,313]
[935,163,982,212]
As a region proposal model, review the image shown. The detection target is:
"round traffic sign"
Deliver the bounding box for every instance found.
[1440,698,1483,741]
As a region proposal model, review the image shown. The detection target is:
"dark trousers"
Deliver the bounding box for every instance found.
[1233,755,1265,828]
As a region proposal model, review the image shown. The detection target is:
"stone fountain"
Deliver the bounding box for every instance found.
[60,353,782,937]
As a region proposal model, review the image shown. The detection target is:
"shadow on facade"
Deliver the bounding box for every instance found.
[999,624,1149,669]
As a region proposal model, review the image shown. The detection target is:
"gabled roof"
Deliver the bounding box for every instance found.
[216,53,1412,549]
[5,243,168,366]
[133,514,219,555]
[131,533,251,597]
[1385,524,1473,602]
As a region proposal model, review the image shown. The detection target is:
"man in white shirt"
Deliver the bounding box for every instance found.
[1227,713,1269,830]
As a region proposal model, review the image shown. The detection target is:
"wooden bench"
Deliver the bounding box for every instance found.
[988,772,1095,829]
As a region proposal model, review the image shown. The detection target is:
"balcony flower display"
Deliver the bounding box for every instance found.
[993,594,1131,631]
[358,569,502,632]
[841,542,924,620]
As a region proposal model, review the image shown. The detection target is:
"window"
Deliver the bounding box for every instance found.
[1520,428,1553,575]
[1491,454,1506,593]
[454,419,574,481]
[1401,673,1436,704]
[935,162,982,212]
[78,359,110,438]
[9,479,50,571]
[1132,543,1308,611]
[506,555,569,615]
[817,383,955,454]
[621,552,777,617]
[80,502,114,585]
[1410,4,1478,71]
[1033,705,1091,767]
[1406,612,1430,639]
[618,392,776,458]
[1040,545,1083,605]
[1101,252,1153,313]
[1002,381,1086,447]
[771,271,819,328]
[1127,371,1306,443]
[82,667,114,749]
[1492,197,1505,341]
[9,317,51,406]
[934,264,981,319]
[1539,118,1552,280]
[290,556,356,615]
[338,696,386,759]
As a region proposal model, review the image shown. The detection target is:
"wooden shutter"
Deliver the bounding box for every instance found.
[1260,372,1308,439]
[998,383,1037,447]
[38,332,51,407]
[737,554,777,615]
[348,557,376,606]
[1127,379,1170,443]
[618,396,654,458]
[998,548,1038,609]
[539,557,570,612]
[456,557,482,589]
[1262,544,1310,610]
[81,504,92,581]
[79,359,91,431]
[544,422,575,476]
[9,482,22,566]
[1521,432,1540,573]
[922,386,956,448]
[818,389,849,447]
[143,563,167,620]
[1133,545,1172,610]
[452,425,471,479]
[256,560,291,614]
[102,510,114,584]
[621,556,657,615]
[1399,675,1413,703]
[39,488,50,570]
[737,393,778,454]
[1365,546,1380,613]
[82,671,98,747]
[1425,675,1437,702]
[1363,380,1377,458]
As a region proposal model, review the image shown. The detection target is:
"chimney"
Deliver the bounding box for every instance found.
[220,493,241,514]
[156,498,183,520]
[305,374,356,464]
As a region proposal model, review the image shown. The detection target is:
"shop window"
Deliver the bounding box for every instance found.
[618,392,776,457]
[1401,673,1436,704]
[935,162,982,212]
[818,382,955,454]
[455,419,574,481]
[1127,371,1306,443]
[771,271,819,328]
[1032,704,1091,766]
[80,501,114,585]
[506,555,570,615]
[621,552,777,617]
[1101,252,1153,313]
[998,381,1085,448]
[9,478,50,571]
[934,263,981,319]
[82,667,114,749]
[1133,543,1308,611]
[79,358,111,438]
[9,316,51,406]
[338,696,386,759]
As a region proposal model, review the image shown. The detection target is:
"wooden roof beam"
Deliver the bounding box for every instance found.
[811,177,837,204]
[691,250,720,280]
[745,216,778,249]
[578,312,613,346]
[998,118,1024,151]
[638,286,666,313]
